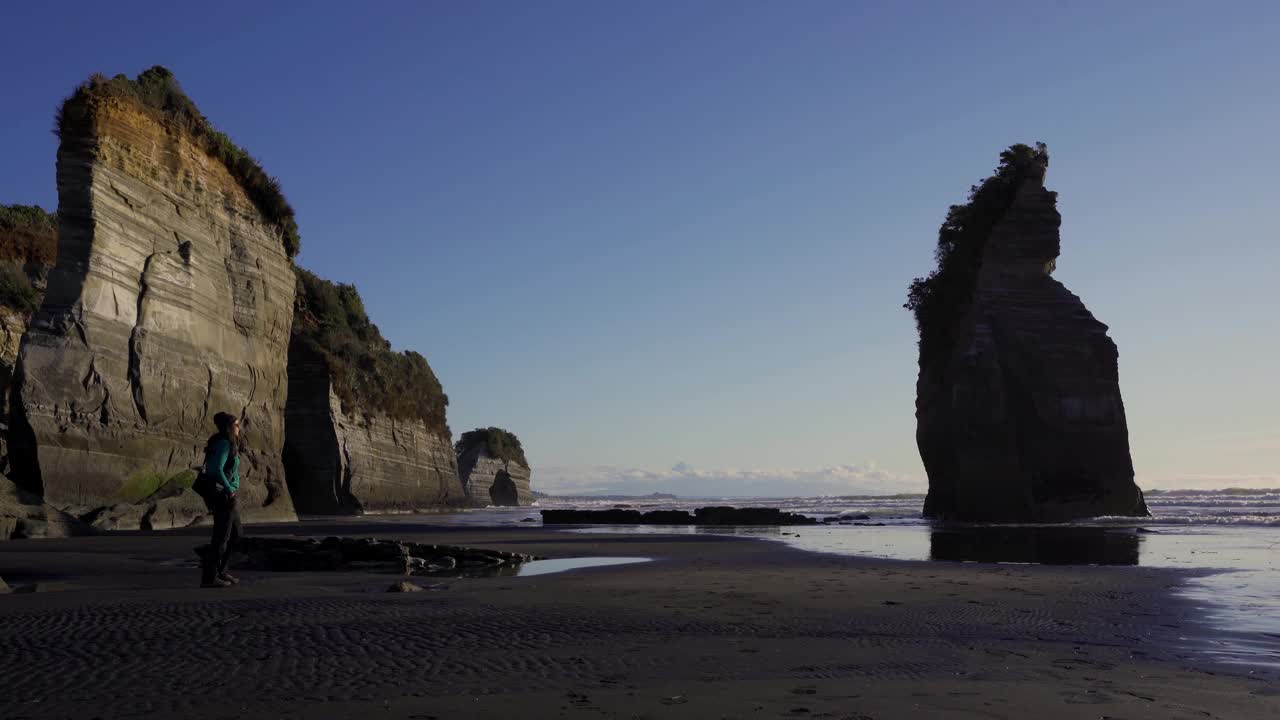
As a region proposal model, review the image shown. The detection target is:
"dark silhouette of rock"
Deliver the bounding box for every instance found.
[692,506,818,526]
[641,510,697,524]
[229,536,537,575]
[541,509,644,524]
[488,469,520,507]
[910,145,1148,522]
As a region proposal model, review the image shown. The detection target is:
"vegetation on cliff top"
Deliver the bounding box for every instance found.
[55,66,301,258]
[456,427,528,468]
[0,204,57,313]
[904,143,1049,364]
[292,267,449,435]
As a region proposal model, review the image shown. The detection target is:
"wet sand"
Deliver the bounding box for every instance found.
[0,521,1276,719]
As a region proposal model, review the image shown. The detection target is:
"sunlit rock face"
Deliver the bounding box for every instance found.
[915,163,1148,522]
[10,97,296,522]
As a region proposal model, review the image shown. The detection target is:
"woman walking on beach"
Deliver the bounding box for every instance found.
[197,412,243,588]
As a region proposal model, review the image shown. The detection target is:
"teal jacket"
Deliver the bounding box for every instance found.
[204,436,241,494]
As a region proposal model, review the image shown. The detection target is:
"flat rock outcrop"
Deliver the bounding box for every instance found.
[8,71,296,522]
[909,144,1148,522]
[228,535,537,574]
[283,342,466,514]
[456,428,532,507]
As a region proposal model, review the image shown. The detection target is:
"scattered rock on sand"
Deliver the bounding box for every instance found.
[233,536,537,575]
[388,581,423,592]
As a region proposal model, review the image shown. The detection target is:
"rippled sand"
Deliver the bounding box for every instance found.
[1,522,1276,719]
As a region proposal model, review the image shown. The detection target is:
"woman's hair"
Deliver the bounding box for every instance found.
[213,411,238,435]
[206,411,241,465]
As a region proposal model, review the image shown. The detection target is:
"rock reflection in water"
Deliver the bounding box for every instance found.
[929,526,1141,565]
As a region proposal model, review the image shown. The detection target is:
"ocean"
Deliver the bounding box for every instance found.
[439,489,1280,674]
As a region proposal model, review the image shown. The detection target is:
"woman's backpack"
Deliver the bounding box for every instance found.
[191,470,219,511]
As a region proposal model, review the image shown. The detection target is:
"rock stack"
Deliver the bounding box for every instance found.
[9,71,297,524]
[456,428,532,507]
[908,144,1148,522]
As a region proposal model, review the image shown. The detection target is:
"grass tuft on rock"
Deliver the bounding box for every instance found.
[456,427,528,468]
[0,266,40,315]
[904,142,1049,368]
[55,66,300,258]
[0,204,55,314]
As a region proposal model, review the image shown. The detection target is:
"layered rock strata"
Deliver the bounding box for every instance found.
[457,441,532,507]
[9,90,297,522]
[913,150,1148,522]
[283,344,466,514]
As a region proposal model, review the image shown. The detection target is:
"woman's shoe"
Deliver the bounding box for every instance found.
[217,572,239,584]
[201,577,232,588]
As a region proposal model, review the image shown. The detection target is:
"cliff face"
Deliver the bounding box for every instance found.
[457,443,532,507]
[0,310,30,477]
[9,95,297,522]
[914,160,1148,522]
[283,344,466,513]
[0,206,57,476]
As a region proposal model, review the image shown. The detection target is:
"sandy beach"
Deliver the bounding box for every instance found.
[1,522,1276,719]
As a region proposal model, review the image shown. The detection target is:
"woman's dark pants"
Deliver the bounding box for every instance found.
[203,493,242,583]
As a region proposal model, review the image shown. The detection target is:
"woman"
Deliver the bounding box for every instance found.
[200,411,243,588]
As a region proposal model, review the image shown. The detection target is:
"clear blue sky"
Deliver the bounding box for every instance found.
[2,1,1277,494]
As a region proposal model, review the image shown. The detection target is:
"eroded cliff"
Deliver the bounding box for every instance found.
[0,204,57,477]
[456,427,532,507]
[9,69,297,523]
[283,270,465,513]
[907,144,1148,522]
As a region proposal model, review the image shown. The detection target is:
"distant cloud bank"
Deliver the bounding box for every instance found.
[534,462,925,497]
[1139,473,1280,491]
[532,463,1280,497]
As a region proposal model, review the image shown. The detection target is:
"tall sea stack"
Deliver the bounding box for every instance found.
[906,143,1148,522]
[8,68,298,521]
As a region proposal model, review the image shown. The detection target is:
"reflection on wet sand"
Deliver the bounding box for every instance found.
[929,526,1142,565]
